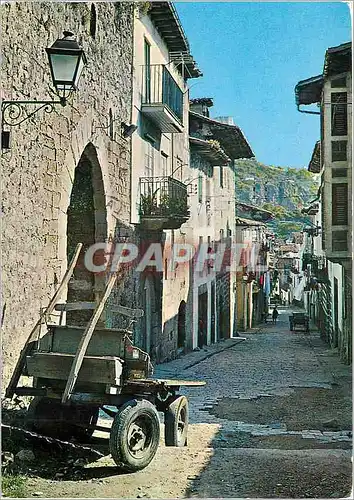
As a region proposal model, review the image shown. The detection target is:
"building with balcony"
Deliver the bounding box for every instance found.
[295,41,352,363]
[130,2,202,362]
[235,204,274,331]
[185,100,254,348]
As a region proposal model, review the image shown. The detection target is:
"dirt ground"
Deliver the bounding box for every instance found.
[208,384,352,431]
[2,322,352,498]
[3,421,352,499]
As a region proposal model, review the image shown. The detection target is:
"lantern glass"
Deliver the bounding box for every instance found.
[49,53,81,90]
[46,32,87,95]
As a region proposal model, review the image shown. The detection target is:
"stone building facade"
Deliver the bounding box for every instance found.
[295,41,352,363]
[188,101,254,344]
[128,2,201,363]
[1,2,135,386]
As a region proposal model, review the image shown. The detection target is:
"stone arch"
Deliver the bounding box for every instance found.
[66,142,108,325]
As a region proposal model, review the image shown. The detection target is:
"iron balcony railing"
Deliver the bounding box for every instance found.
[139,176,189,219]
[142,65,183,124]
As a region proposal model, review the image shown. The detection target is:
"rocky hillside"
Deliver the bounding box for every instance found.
[235,159,319,239]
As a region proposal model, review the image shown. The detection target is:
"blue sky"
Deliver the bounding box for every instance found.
[175,2,351,168]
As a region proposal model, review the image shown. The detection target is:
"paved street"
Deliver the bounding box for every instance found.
[22,307,352,498]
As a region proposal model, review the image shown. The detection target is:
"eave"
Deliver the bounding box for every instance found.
[236,202,274,222]
[308,140,321,173]
[148,3,202,79]
[324,42,351,77]
[295,75,323,106]
[236,217,266,227]
[189,136,231,166]
[189,111,254,160]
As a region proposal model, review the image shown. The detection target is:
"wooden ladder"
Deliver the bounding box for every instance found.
[5,243,83,399]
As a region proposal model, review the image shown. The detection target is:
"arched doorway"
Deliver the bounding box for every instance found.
[66,143,107,325]
[177,300,186,349]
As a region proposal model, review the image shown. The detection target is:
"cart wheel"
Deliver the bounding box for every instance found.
[109,399,160,472]
[26,397,72,440]
[71,406,100,441]
[164,395,189,447]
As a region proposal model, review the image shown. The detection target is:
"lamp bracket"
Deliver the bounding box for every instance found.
[1,98,66,127]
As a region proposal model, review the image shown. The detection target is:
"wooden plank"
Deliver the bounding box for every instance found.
[62,272,118,403]
[55,302,96,311]
[39,326,126,357]
[5,243,83,399]
[26,352,123,386]
[110,304,144,319]
[126,379,207,387]
[54,302,144,318]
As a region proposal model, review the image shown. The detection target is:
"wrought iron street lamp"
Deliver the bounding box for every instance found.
[46,31,87,100]
[1,31,86,140]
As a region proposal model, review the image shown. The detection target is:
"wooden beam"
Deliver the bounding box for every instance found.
[55,302,144,318]
[5,243,83,399]
[61,271,118,404]
[55,302,96,311]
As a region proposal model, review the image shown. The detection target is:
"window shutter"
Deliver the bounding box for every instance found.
[332,231,348,251]
[331,140,347,162]
[331,93,347,136]
[332,183,348,226]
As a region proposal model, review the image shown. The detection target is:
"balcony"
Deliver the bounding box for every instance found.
[139,176,189,230]
[141,65,184,133]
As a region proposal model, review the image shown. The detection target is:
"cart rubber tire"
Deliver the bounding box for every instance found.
[26,397,72,440]
[164,395,189,447]
[109,399,160,472]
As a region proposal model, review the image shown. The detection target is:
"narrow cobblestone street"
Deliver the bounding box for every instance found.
[24,307,352,498]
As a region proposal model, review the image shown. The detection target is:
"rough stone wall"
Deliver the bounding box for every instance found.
[1,2,134,388]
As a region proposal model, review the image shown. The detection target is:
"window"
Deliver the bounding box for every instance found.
[198,236,203,275]
[109,108,114,140]
[206,181,211,226]
[332,231,348,251]
[90,4,97,38]
[331,76,346,88]
[332,168,347,178]
[161,152,168,178]
[321,186,326,250]
[331,92,347,136]
[207,236,212,274]
[331,140,347,162]
[144,39,151,103]
[144,138,154,177]
[332,183,348,226]
[219,166,224,188]
[175,158,183,181]
[198,175,203,203]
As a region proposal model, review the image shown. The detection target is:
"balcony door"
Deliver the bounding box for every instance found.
[144,39,151,103]
[144,137,154,178]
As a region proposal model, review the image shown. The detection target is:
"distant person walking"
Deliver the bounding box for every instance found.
[272,306,279,324]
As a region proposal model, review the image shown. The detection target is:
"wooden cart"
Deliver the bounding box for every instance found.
[5,244,205,472]
[289,312,310,333]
